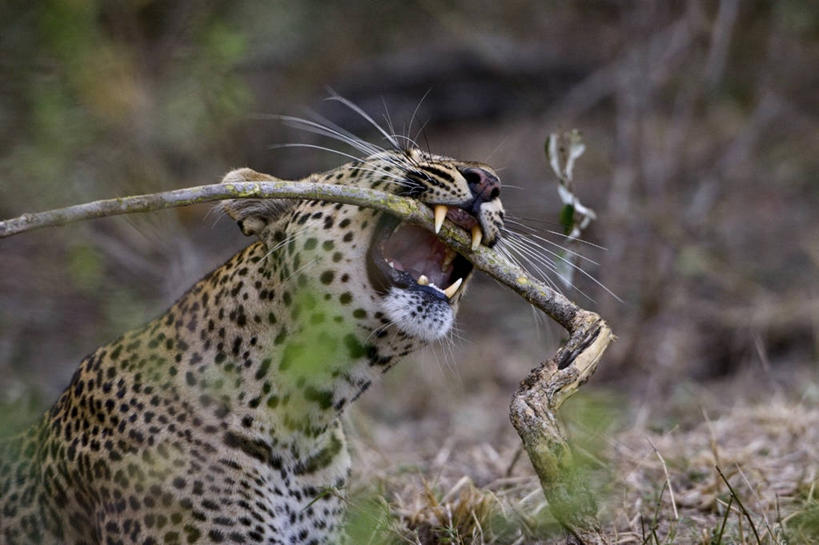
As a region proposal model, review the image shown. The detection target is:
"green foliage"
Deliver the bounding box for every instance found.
[788,503,819,542]
[786,485,819,543]
[551,391,623,527]
[345,493,402,545]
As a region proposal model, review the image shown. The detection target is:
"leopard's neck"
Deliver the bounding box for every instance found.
[138,241,420,447]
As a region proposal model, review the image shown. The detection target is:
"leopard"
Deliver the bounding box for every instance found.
[0,144,504,545]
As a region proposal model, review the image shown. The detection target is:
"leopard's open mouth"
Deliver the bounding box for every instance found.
[367,214,473,303]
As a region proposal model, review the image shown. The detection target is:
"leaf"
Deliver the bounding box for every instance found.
[560,203,575,235]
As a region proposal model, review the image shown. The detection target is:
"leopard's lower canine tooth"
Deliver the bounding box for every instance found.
[442,277,463,299]
[417,275,430,286]
[434,205,448,234]
[470,225,483,251]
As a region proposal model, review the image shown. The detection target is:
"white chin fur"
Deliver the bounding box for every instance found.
[382,287,453,342]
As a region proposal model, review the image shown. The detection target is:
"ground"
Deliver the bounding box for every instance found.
[347,344,819,544]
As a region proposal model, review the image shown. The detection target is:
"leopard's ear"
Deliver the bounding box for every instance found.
[219,168,295,237]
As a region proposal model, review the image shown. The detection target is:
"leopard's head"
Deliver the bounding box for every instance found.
[222,148,504,354]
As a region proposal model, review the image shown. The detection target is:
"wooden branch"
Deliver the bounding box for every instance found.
[0,179,410,240]
[0,176,614,542]
[510,310,613,544]
[0,179,588,331]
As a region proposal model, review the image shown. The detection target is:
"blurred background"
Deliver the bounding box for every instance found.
[1,1,817,542]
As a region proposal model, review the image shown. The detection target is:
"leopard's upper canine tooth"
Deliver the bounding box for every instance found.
[470,225,483,251]
[434,205,448,234]
[417,274,430,286]
[443,277,463,299]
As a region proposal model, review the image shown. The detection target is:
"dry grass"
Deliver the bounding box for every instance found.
[607,393,818,544]
[347,378,819,544]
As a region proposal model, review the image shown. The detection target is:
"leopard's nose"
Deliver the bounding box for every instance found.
[459,167,501,215]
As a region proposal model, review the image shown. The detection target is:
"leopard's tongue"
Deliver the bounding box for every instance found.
[381,223,456,288]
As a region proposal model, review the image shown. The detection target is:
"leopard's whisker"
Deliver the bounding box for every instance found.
[364,321,397,344]
[496,239,564,292]
[380,97,398,148]
[412,118,431,151]
[428,332,460,383]
[324,92,401,150]
[504,215,607,250]
[278,114,386,158]
[502,227,599,266]
[406,89,431,149]
[504,233,620,302]
[270,143,367,164]
[501,236,568,282]
[260,235,296,263]
[502,236,601,302]
[495,241,570,333]
[542,229,608,250]
[389,134,422,152]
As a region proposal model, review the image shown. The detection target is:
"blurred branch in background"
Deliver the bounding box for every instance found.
[584,0,819,389]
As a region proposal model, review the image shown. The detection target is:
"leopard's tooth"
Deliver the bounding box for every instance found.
[417,274,430,286]
[428,282,446,296]
[442,277,463,299]
[434,205,448,234]
[470,225,483,251]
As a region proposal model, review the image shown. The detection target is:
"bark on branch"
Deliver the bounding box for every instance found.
[0,177,613,543]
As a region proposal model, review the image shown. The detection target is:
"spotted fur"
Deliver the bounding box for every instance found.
[0,147,504,544]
